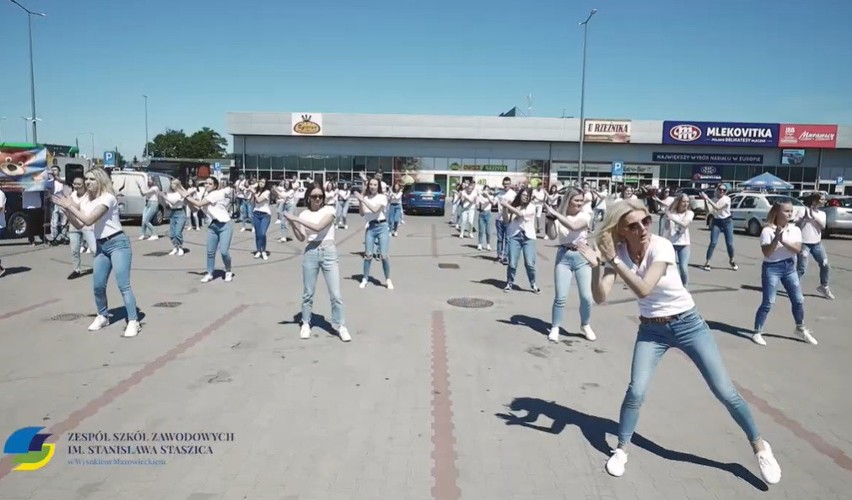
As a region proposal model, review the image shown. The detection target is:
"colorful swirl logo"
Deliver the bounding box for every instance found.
[3,427,55,471]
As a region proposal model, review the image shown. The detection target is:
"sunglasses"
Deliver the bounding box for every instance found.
[309,194,324,200]
[625,216,653,232]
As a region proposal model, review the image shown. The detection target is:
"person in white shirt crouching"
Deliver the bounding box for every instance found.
[576,199,781,485]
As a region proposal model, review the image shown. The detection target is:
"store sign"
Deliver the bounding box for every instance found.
[450,163,508,172]
[291,113,323,135]
[778,124,837,148]
[692,165,722,181]
[662,121,779,147]
[652,152,763,164]
[583,119,631,143]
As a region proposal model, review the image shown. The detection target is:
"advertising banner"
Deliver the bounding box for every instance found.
[663,121,779,147]
[692,165,722,181]
[291,113,323,136]
[652,152,763,164]
[778,124,837,149]
[0,145,48,192]
[583,119,631,143]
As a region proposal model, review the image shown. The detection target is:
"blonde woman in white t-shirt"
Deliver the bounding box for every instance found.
[355,177,393,289]
[664,194,694,286]
[796,193,834,300]
[138,176,160,240]
[52,168,142,338]
[157,179,187,256]
[181,177,234,283]
[544,187,595,342]
[752,201,817,346]
[284,184,351,342]
[700,184,738,271]
[65,175,97,279]
[499,188,540,293]
[576,199,781,484]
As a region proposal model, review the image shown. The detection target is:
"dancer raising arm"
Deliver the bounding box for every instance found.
[575,199,781,484]
[181,177,234,283]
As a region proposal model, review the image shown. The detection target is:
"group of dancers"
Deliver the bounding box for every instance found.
[38,168,844,486]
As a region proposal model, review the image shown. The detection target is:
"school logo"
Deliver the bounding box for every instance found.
[3,427,55,471]
[293,114,321,135]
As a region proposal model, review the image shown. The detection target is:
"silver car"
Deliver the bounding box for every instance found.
[824,196,852,237]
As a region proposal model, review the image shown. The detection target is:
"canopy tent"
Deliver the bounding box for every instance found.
[738,172,794,190]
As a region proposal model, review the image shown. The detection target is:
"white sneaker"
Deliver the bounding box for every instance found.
[177,248,184,256]
[279,237,286,242]
[486,245,492,251]
[254,252,261,259]
[337,325,352,342]
[459,233,465,239]
[606,449,628,477]
[548,327,560,342]
[752,333,767,346]
[359,280,368,289]
[477,244,483,250]
[200,273,214,283]
[225,272,234,282]
[344,224,348,230]
[123,320,141,338]
[386,279,394,290]
[581,324,597,341]
[274,219,280,224]
[147,235,159,241]
[817,285,835,300]
[240,228,246,232]
[300,323,311,339]
[755,441,782,485]
[262,252,269,261]
[138,235,146,240]
[543,235,549,240]
[795,326,817,345]
[88,315,109,331]
[168,248,178,256]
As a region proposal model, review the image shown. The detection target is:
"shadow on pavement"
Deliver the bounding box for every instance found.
[495,397,768,491]
[471,278,505,290]
[705,320,754,341]
[278,313,337,336]
[0,266,32,277]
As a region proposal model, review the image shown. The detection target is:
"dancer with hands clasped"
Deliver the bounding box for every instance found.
[574,199,781,484]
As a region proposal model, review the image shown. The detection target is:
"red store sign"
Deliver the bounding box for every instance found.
[778,124,838,148]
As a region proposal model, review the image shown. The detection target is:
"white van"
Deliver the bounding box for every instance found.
[111,171,174,225]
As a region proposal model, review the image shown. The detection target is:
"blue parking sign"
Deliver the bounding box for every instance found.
[104,151,115,167]
[611,160,624,181]
[837,176,844,186]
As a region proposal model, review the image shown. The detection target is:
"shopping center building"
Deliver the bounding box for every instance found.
[227,112,852,194]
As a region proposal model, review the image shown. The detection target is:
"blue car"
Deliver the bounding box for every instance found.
[402,182,445,216]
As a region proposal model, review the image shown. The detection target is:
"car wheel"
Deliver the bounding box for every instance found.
[747,219,761,236]
[437,209,445,217]
[8,212,28,238]
[152,208,165,226]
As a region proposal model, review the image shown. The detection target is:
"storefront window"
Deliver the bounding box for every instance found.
[325,156,339,172]
[271,156,285,170]
[420,157,435,170]
[354,156,366,173]
[339,156,353,172]
[802,167,817,183]
[366,156,381,173]
[433,157,448,170]
[776,166,790,182]
[245,154,258,169]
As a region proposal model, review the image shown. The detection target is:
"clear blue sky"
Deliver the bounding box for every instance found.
[2,0,850,159]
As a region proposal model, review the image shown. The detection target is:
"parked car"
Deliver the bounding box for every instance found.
[402,182,445,216]
[824,196,852,237]
[677,187,716,217]
[0,189,44,239]
[707,193,805,236]
[110,171,174,225]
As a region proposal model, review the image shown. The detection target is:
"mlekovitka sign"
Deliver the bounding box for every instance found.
[583,119,631,143]
[652,152,763,164]
[663,121,779,147]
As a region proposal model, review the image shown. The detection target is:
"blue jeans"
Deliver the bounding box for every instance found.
[336,199,351,227]
[252,211,271,252]
[363,221,391,280]
[495,219,509,260]
[280,202,296,238]
[206,221,233,275]
[141,201,158,237]
[506,232,537,286]
[51,203,67,241]
[69,230,97,272]
[705,217,735,262]
[239,199,252,229]
[388,204,403,231]
[618,308,760,446]
[551,247,592,327]
[302,244,345,326]
[169,209,186,248]
[93,232,138,321]
[754,258,804,331]
[673,244,690,286]
[797,242,830,287]
[478,211,491,247]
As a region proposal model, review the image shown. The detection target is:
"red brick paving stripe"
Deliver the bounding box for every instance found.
[0,304,250,482]
[431,310,461,500]
[735,383,852,472]
[0,298,61,321]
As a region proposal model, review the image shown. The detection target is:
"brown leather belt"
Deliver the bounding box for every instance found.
[561,244,579,251]
[639,313,683,325]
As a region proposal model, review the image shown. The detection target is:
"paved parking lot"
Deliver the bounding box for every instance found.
[1,213,850,500]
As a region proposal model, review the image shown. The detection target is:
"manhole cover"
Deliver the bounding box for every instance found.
[153,302,182,308]
[438,263,460,269]
[144,251,171,257]
[447,298,493,308]
[51,313,82,321]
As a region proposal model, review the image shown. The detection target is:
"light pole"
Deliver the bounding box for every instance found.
[8,0,46,144]
[142,94,149,160]
[577,8,598,183]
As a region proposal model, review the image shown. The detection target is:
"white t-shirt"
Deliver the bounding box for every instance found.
[665,210,694,246]
[204,188,232,223]
[235,180,248,199]
[325,190,338,207]
[595,190,608,211]
[299,205,336,244]
[760,225,802,262]
[71,191,94,231]
[461,191,477,211]
[799,208,825,244]
[88,193,123,240]
[164,192,184,210]
[389,191,403,204]
[556,211,590,246]
[712,195,732,219]
[581,191,594,213]
[497,189,517,222]
[144,185,160,202]
[253,190,271,214]
[659,196,675,209]
[0,190,7,229]
[478,193,493,212]
[532,188,546,206]
[362,193,388,226]
[507,204,537,239]
[617,235,695,318]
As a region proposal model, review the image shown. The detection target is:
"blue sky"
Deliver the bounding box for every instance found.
[2,0,850,159]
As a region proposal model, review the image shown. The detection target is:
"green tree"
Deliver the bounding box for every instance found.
[145,129,188,158]
[144,127,227,159]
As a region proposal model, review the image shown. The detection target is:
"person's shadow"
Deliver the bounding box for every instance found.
[495,397,768,491]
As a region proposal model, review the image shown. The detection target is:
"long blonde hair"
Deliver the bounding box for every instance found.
[669,193,690,214]
[765,201,792,227]
[594,198,649,247]
[557,186,583,215]
[86,168,115,197]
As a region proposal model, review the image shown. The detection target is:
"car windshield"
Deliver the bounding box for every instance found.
[765,195,804,206]
[413,183,440,192]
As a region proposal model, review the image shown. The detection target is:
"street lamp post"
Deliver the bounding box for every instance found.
[577,8,598,183]
[143,95,149,161]
[8,0,46,144]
